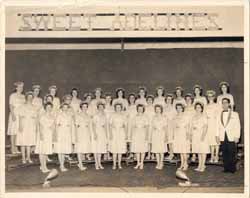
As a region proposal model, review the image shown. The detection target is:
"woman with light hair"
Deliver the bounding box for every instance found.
[217,81,235,109]
[173,86,186,109]
[112,88,129,111]
[154,86,165,106]
[48,85,60,111]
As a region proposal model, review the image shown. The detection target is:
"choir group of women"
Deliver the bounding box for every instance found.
[7,81,235,173]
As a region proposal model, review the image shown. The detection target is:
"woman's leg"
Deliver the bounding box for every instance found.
[197,154,202,170]
[26,146,32,162]
[183,154,188,170]
[160,153,164,168]
[58,154,63,169]
[156,153,160,168]
[94,153,99,169]
[146,144,151,160]
[168,144,174,159]
[215,145,220,162]
[201,153,207,171]
[21,146,26,163]
[140,153,145,169]
[10,135,17,154]
[39,154,43,171]
[210,146,215,162]
[113,153,117,169]
[179,154,184,169]
[118,154,122,168]
[98,154,104,169]
[134,153,140,169]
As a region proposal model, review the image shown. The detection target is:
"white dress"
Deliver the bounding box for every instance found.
[16,104,38,146]
[112,98,129,111]
[217,94,234,108]
[109,113,127,154]
[71,98,81,114]
[172,114,190,154]
[35,113,55,154]
[151,115,168,153]
[54,112,74,154]
[52,97,61,110]
[75,112,92,153]
[205,103,220,146]
[130,114,149,153]
[184,105,195,122]
[91,113,108,153]
[145,105,155,143]
[7,93,25,135]
[193,96,207,106]
[135,98,147,106]
[126,104,137,143]
[89,98,106,116]
[153,97,165,106]
[32,97,43,112]
[173,98,186,109]
[163,105,176,144]
[190,114,210,154]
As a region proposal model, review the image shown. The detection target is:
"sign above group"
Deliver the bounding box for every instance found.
[5,5,244,38]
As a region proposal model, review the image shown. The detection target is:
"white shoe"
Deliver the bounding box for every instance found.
[134,164,140,169]
[99,165,104,169]
[139,163,144,170]
[60,167,68,172]
[112,165,117,170]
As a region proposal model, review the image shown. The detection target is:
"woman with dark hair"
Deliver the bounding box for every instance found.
[48,85,60,111]
[32,85,43,113]
[89,88,106,116]
[83,92,93,115]
[173,86,186,109]
[184,93,195,119]
[75,102,92,171]
[16,91,38,164]
[109,103,128,169]
[54,103,74,172]
[151,104,168,169]
[193,84,207,106]
[172,103,190,171]
[206,90,220,163]
[71,88,81,114]
[112,88,129,111]
[135,86,147,106]
[164,94,176,160]
[154,86,165,106]
[130,104,149,170]
[91,102,108,170]
[35,102,55,173]
[217,81,235,109]
[7,81,25,154]
[190,102,209,172]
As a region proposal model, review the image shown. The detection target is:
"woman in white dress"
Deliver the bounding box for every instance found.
[112,88,129,111]
[36,102,55,173]
[126,93,137,159]
[84,93,93,116]
[173,86,186,108]
[71,88,81,114]
[193,84,207,106]
[48,85,60,111]
[91,102,108,170]
[89,88,106,117]
[75,102,92,171]
[16,91,38,164]
[184,93,195,120]
[206,90,220,163]
[164,94,176,160]
[7,81,25,154]
[172,103,190,171]
[54,103,74,172]
[130,104,149,170]
[109,103,128,169]
[190,102,209,172]
[217,81,235,110]
[145,95,155,160]
[135,86,147,106]
[151,104,168,170]
[154,86,165,106]
[32,85,43,113]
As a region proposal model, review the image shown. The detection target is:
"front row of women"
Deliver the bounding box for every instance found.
[15,91,224,173]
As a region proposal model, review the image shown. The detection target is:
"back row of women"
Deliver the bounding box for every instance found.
[7,81,239,173]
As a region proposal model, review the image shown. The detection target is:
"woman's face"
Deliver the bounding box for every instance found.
[137,106,144,114]
[195,105,202,113]
[95,90,101,98]
[46,96,53,103]
[82,104,88,112]
[33,88,40,97]
[166,97,172,104]
[72,90,78,97]
[194,88,201,96]
[16,85,23,93]
[98,104,104,112]
[115,105,122,112]
[221,85,228,94]
[155,106,161,114]
[208,95,215,102]
[176,89,182,97]
[147,98,153,105]
[157,89,163,97]
[139,89,145,97]
[176,105,183,113]
[26,95,33,103]
[62,104,68,112]
[65,98,72,105]
[49,88,56,96]
[185,96,192,105]
[86,95,92,102]
[118,90,123,98]
[129,95,135,104]
[105,96,112,104]
[46,104,53,113]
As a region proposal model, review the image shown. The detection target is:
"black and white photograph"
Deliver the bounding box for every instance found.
[1,0,249,196]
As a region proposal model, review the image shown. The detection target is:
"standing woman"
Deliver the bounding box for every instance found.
[135,86,147,106]
[184,93,195,119]
[83,92,93,115]
[130,104,149,170]
[71,88,81,114]
[91,102,108,170]
[48,85,60,111]
[145,95,155,160]
[32,85,43,113]
[54,103,74,172]
[173,86,186,108]
[7,81,25,154]
[172,103,190,170]
[112,88,129,111]
[75,102,92,171]
[163,94,176,160]
[206,90,220,163]
[109,103,128,169]
[16,91,38,164]
[154,86,165,106]
[89,88,106,116]
[36,102,55,173]
[217,81,235,109]
[190,102,209,172]
[193,84,207,106]
[151,105,168,169]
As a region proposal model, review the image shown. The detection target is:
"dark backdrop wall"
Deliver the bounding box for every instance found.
[5,48,244,140]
